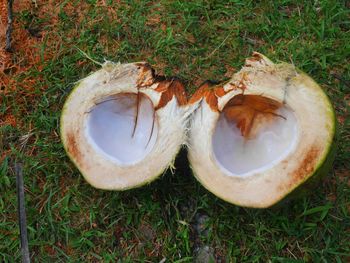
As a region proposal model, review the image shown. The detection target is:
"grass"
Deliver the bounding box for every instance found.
[1,0,350,262]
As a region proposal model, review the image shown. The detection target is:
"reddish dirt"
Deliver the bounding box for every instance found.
[1,0,55,163]
[0,0,94,163]
[0,1,54,94]
[0,0,58,130]
[0,113,16,127]
[0,0,91,119]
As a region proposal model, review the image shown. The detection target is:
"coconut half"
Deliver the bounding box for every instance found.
[61,62,190,190]
[188,53,336,208]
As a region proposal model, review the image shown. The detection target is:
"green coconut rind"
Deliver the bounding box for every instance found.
[82,149,181,191]
[189,69,337,209]
[275,71,338,206]
[60,81,183,191]
[60,82,80,180]
[190,124,337,209]
[277,134,337,206]
[61,58,337,198]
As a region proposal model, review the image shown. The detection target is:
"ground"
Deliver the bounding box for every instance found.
[1,0,350,262]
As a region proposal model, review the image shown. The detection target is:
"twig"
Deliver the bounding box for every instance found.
[76,47,103,66]
[332,73,350,88]
[205,29,234,59]
[15,163,30,263]
[5,0,14,52]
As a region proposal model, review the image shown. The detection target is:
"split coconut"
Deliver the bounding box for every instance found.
[188,52,336,208]
[61,53,336,208]
[60,62,190,190]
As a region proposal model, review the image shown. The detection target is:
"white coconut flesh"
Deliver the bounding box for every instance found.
[212,106,299,177]
[188,53,336,208]
[61,62,189,190]
[87,93,158,165]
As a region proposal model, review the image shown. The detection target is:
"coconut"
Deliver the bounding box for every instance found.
[188,52,336,208]
[60,62,190,190]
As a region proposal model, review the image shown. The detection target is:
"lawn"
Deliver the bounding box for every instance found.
[1,0,350,262]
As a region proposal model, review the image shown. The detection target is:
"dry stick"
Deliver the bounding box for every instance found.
[15,163,30,263]
[205,29,234,59]
[5,0,14,52]
[332,73,350,88]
